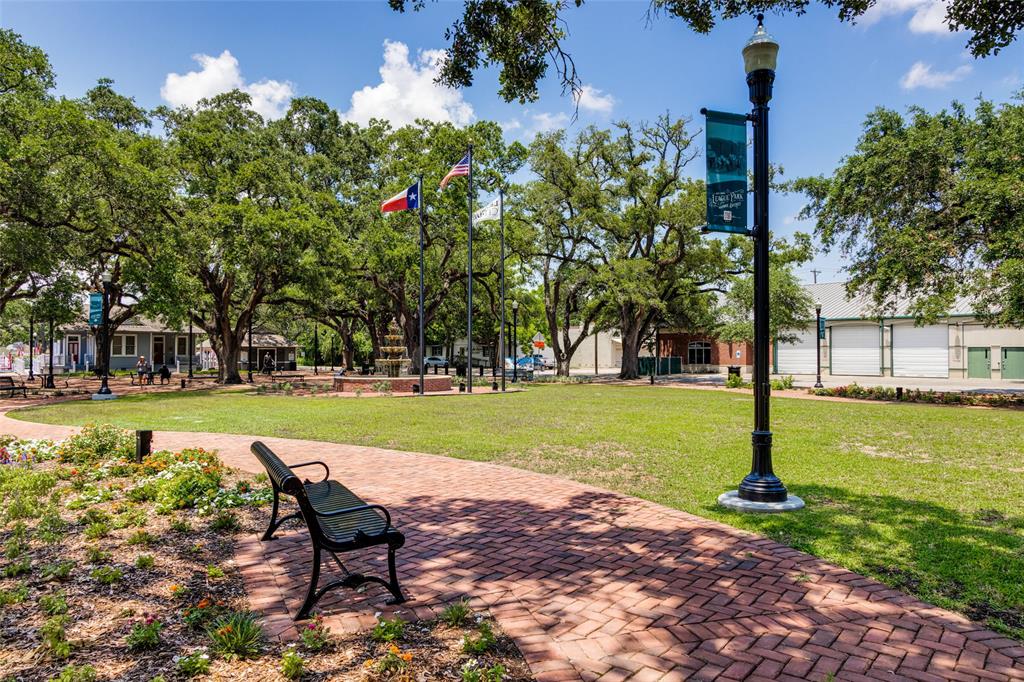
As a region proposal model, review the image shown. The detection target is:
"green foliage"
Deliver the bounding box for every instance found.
[280,646,305,680]
[40,591,68,615]
[56,424,133,465]
[206,564,225,579]
[440,598,472,627]
[125,614,162,651]
[175,650,211,677]
[135,554,155,569]
[83,521,109,540]
[126,530,156,546]
[299,613,331,651]
[40,560,75,582]
[725,373,749,389]
[182,597,229,630]
[771,375,795,391]
[0,583,28,605]
[370,616,405,643]
[461,661,507,682]
[206,611,264,660]
[40,615,72,659]
[461,620,497,654]
[49,664,96,682]
[3,556,30,577]
[85,545,110,564]
[170,518,191,533]
[37,507,68,543]
[90,565,122,585]
[210,510,239,533]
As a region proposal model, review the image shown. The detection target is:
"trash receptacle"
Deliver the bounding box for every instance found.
[727,366,741,378]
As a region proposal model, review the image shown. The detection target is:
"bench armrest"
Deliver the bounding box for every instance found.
[288,460,330,482]
[315,503,392,529]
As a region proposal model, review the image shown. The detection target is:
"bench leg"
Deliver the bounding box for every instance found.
[385,545,407,605]
[296,545,322,621]
[261,487,301,541]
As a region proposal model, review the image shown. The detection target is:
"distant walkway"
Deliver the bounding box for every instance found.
[3,411,1023,682]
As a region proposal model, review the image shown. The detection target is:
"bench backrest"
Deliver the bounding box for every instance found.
[251,441,304,496]
[0,377,14,388]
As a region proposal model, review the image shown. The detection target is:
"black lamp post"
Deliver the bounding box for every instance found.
[313,322,319,376]
[27,310,34,381]
[814,301,824,389]
[330,335,335,372]
[247,316,254,383]
[95,272,114,398]
[737,15,788,504]
[187,317,194,380]
[44,317,55,389]
[511,300,519,383]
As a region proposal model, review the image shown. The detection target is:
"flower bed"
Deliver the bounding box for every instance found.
[809,383,1024,407]
[0,425,531,681]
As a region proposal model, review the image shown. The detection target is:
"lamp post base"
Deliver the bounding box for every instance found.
[718,490,805,513]
[91,393,118,401]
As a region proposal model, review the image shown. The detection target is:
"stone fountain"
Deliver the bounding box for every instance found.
[376,321,411,378]
[333,318,452,394]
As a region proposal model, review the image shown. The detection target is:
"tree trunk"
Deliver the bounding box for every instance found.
[219,335,244,384]
[618,324,643,380]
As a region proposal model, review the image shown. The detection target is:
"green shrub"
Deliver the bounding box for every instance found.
[461,661,507,682]
[462,621,496,654]
[183,597,229,630]
[440,598,472,626]
[50,664,96,682]
[90,565,122,585]
[85,545,110,564]
[142,460,222,511]
[175,650,211,677]
[299,613,331,651]
[40,615,72,659]
[170,518,191,533]
[127,481,158,503]
[4,537,28,559]
[3,556,30,577]
[0,583,28,605]
[126,530,156,546]
[371,616,404,643]
[210,511,239,533]
[135,554,155,569]
[40,560,75,582]
[207,611,263,660]
[57,424,133,465]
[206,564,225,579]
[725,373,749,389]
[112,508,148,529]
[37,508,68,543]
[83,522,109,540]
[126,614,162,651]
[40,591,68,615]
[281,646,305,680]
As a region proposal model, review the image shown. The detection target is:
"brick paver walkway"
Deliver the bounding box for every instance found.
[2,410,1023,681]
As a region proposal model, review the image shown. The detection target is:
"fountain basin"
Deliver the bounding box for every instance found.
[333,375,453,393]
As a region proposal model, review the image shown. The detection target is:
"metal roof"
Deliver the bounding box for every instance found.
[807,281,974,320]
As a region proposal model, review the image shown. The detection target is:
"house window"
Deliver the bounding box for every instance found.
[687,341,712,365]
[176,336,188,356]
[112,334,137,357]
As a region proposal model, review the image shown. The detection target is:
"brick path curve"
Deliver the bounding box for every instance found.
[2,409,1023,682]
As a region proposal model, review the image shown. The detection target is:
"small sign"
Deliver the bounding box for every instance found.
[818,317,826,340]
[88,293,103,326]
[702,109,750,236]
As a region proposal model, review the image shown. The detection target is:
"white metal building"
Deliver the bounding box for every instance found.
[774,282,1024,382]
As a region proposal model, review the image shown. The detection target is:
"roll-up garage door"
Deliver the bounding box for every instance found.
[893,325,948,378]
[776,330,817,374]
[831,326,881,376]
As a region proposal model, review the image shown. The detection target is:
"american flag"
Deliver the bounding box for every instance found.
[439,152,470,188]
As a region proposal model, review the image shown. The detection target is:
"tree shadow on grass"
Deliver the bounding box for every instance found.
[711,483,1024,639]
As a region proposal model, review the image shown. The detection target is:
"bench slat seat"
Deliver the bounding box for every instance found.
[250,441,406,620]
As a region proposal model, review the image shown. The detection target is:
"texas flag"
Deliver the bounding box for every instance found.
[380,182,419,213]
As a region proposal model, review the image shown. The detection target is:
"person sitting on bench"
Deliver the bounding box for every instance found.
[158,364,171,385]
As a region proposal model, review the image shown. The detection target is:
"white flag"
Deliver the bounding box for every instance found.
[472,195,501,223]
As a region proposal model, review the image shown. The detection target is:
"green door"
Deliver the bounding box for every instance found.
[1002,347,1024,380]
[968,347,991,379]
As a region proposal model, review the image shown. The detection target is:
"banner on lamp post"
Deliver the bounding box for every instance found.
[88,293,103,326]
[702,109,750,235]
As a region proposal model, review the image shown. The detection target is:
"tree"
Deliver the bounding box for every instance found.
[153,92,337,383]
[791,95,1024,326]
[388,1,1022,103]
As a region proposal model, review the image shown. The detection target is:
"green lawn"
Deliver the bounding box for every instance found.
[12,384,1024,639]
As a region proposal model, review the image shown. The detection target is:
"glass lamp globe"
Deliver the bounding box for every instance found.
[743,14,780,74]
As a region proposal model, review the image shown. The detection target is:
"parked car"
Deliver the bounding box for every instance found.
[424,356,449,368]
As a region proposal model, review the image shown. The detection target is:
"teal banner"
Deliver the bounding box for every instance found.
[703,110,749,235]
[89,293,102,326]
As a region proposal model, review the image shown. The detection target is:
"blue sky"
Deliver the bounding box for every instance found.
[4,1,1022,283]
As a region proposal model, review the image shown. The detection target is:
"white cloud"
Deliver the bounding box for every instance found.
[900,60,972,89]
[344,40,474,127]
[574,85,615,114]
[161,50,295,119]
[528,112,570,135]
[861,0,951,35]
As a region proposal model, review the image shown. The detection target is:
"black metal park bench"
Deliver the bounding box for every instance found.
[250,441,406,620]
[0,376,27,398]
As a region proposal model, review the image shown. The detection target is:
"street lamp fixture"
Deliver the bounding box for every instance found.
[731,15,799,508]
[511,300,519,383]
[93,271,116,400]
[814,300,824,389]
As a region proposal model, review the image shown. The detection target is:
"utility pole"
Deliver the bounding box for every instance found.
[810,268,821,284]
